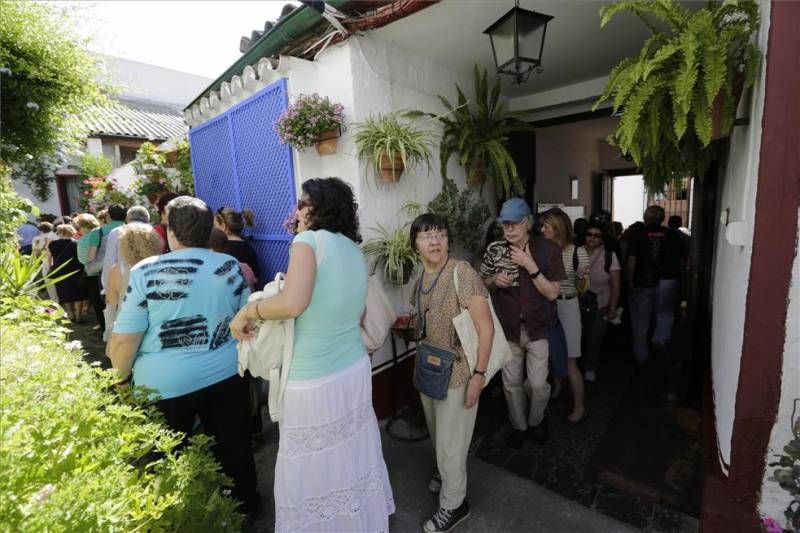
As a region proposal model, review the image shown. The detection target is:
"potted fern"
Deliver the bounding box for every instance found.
[410,66,534,200]
[353,113,435,183]
[594,0,761,192]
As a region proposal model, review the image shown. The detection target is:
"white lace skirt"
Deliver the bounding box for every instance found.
[274,356,395,532]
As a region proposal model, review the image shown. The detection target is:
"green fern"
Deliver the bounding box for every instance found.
[595,0,761,193]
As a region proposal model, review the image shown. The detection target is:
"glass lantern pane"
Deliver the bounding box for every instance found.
[517,14,547,61]
[491,16,516,68]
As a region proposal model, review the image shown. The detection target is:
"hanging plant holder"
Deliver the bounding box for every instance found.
[711,77,745,140]
[315,129,340,155]
[378,153,405,183]
[467,158,487,186]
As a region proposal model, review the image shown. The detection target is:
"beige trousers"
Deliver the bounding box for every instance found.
[419,384,478,510]
[502,324,550,430]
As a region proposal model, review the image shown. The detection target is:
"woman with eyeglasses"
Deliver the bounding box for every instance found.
[409,213,494,533]
[581,221,622,382]
[214,207,261,284]
[229,178,394,532]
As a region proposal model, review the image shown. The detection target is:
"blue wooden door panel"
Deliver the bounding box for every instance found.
[189,79,295,283]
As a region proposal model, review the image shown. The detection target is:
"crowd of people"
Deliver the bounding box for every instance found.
[16,179,688,532]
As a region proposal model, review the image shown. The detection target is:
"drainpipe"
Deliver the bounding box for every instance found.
[185,0,349,111]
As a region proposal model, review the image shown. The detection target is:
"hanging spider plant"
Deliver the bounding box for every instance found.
[353,112,435,183]
[362,222,418,286]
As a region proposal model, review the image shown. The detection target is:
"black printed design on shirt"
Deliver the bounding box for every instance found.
[126,285,132,294]
[137,299,148,309]
[214,259,238,276]
[233,278,248,297]
[209,316,233,349]
[159,315,209,349]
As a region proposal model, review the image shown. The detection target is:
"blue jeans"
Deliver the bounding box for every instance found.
[628,279,679,362]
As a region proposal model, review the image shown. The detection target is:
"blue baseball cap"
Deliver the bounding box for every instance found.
[498,198,532,223]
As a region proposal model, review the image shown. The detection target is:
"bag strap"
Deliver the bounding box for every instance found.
[572,245,578,272]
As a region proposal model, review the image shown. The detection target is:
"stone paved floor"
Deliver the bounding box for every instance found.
[68,313,698,532]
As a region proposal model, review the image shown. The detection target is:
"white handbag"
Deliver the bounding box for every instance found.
[451,262,512,387]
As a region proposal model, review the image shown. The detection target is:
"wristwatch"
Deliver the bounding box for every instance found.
[473,369,487,378]
[530,269,541,278]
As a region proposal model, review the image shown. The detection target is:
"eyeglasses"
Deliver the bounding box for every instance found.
[586,232,603,239]
[297,198,311,211]
[416,230,448,243]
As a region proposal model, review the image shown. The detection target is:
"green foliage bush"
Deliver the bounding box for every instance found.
[0,182,242,531]
[0,165,37,251]
[0,0,111,200]
[0,320,244,532]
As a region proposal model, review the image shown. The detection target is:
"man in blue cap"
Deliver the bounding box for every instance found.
[479,198,565,448]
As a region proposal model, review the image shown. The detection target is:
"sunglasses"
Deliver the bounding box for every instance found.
[297,198,311,211]
[586,232,603,238]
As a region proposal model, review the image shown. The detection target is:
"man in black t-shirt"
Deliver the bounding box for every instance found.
[627,205,687,362]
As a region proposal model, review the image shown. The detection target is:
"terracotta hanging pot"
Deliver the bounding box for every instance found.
[710,77,744,140]
[467,158,487,186]
[378,153,405,183]
[315,129,340,155]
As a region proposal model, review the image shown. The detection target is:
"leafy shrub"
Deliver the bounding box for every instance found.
[0,319,243,531]
[274,94,344,149]
[0,164,38,251]
[427,177,491,255]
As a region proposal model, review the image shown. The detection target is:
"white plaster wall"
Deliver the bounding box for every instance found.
[98,54,212,108]
[11,179,60,217]
[281,34,491,369]
[534,118,620,210]
[710,0,771,472]
[759,208,800,527]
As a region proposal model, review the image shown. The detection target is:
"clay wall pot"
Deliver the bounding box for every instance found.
[379,153,405,182]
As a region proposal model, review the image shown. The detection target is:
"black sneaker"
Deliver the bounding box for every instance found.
[506,429,527,449]
[423,499,471,532]
[428,471,442,493]
[528,420,549,444]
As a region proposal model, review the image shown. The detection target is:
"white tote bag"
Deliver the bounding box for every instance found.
[451,262,512,387]
[361,275,396,352]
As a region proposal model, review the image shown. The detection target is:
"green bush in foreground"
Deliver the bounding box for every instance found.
[0,321,243,532]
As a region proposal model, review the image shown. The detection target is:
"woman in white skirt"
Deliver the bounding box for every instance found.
[541,208,589,423]
[230,178,394,532]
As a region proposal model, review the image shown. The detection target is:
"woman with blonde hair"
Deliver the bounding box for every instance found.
[540,208,589,423]
[214,207,260,284]
[104,225,162,339]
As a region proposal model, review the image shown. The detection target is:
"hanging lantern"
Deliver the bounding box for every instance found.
[483,1,553,84]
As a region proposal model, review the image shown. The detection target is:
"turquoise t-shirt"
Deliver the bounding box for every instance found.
[113,248,250,399]
[289,230,368,380]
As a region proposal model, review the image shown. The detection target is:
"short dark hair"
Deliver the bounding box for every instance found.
[157,192,181,215]
[409,213,450,251]
[108,204,127,221]
[644,205,666,225]
[166,196,213,247]
[301,178,361,243]
[668,215,682,229]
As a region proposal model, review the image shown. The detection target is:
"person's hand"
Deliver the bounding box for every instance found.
[230,305,256,341]
[493,271,514,288]
[606,307,617,321]
[464,374,483,408]
[509,247,536,273]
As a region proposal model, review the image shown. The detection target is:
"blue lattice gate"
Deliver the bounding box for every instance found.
[189,79,295,283]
